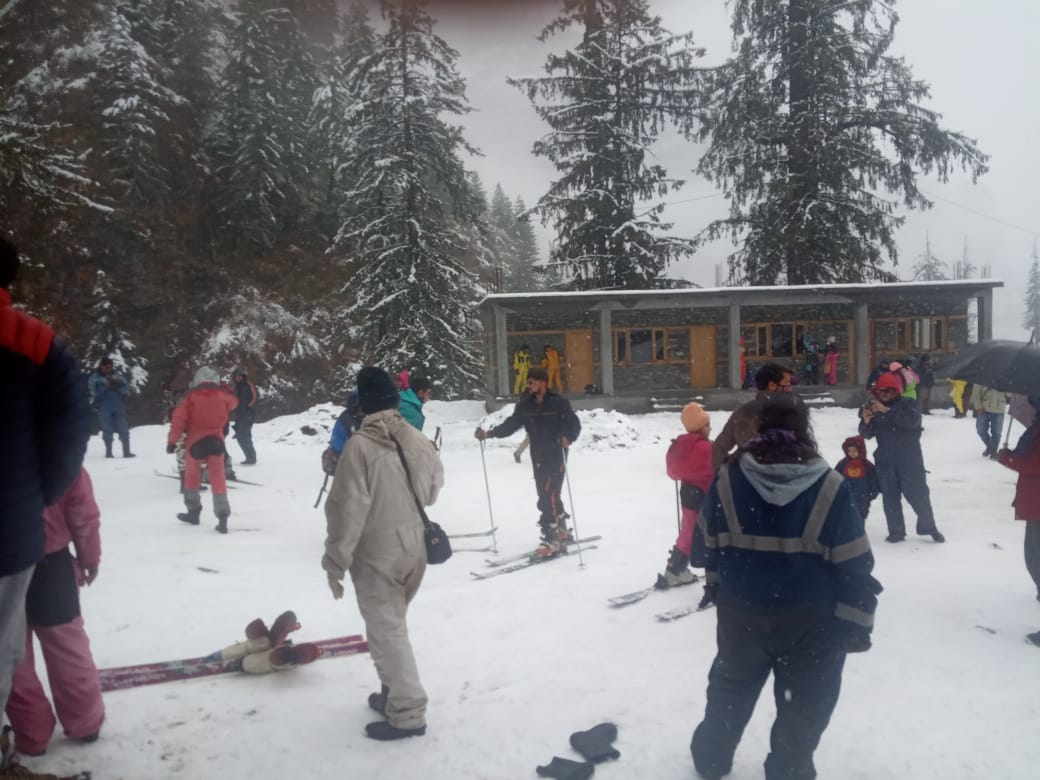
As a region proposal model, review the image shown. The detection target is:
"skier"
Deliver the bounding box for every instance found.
[474,366,581,555]
[6,468,104,756]
[541,344,564,393]
[995,400,1040,645]
[88,357,134,458]
[323,367,444,741]
[833,435,881,522]
[657,403,714,588]
[1,237,90,750]
[398,376,433,432]
[230,367,258,465]
[859,372,945,543]
[691,395,881,780]
[513,343,532,395]
[166,367,238,533]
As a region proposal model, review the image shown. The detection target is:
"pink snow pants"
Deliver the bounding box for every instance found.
[675,507,699,557]
[5,617,105,754]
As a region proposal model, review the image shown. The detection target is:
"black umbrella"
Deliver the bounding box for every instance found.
[932,339,1040,395]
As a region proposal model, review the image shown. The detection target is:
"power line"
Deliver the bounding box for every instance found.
[921,189,1039,238]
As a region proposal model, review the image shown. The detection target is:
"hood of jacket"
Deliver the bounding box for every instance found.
[738,453,831,507]
[842,435,867,457]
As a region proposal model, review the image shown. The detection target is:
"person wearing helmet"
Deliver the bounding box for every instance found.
[230,367,258,465]
[166,367,238,533]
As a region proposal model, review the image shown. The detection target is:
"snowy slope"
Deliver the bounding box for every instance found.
[17,401,1040,780]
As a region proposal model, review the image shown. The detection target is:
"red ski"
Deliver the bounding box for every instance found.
[99,635,368,692]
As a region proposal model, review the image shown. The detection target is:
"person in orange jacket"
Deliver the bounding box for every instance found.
[167,367,238,533]
[541,344,564,393]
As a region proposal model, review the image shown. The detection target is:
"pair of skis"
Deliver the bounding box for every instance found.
[608,577,714,622]
[470,535,602,580]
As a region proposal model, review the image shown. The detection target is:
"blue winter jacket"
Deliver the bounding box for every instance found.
[702,455,880,630]
[89,370,129,411]
[398,388,425,431]
[1,290,91,576]
[858,395,926,473]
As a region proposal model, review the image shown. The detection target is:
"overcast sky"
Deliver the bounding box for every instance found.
[421,0,1038,339]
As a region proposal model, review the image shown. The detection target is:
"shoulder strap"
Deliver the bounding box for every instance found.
[390,436,429,527]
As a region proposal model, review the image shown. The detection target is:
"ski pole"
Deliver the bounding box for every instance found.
[561,444,584,568]
[478,440,499,553]
[313,474,329,509]
[675,481,683,534]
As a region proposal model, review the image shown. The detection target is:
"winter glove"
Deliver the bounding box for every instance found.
[698,583,718,610]
[834,620,872,654]
[166,443,176,454]
[535,756,594,780]
[569,722,620,763]
[327,575,344,600]
[321,447,339,476]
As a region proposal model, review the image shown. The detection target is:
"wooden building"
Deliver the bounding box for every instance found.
[479,280,1003,397]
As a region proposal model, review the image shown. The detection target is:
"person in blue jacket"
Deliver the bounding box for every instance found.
[1,236,91,726]
[859,371,945,543]
[399,376,433,432]
[691,395,881,780]
[322,390,364,476]
[89,357,133,458]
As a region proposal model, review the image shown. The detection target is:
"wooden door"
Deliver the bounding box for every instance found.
[689,325,717,387]
[564,330,593,392]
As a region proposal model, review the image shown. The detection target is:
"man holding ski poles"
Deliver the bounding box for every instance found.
[474,367,581,556]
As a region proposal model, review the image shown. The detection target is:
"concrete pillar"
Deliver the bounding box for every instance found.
[494,305,509,397]
[728,302,741,389]
[853,303,869,385]
[977,290,994,341]
[599,308,614,395]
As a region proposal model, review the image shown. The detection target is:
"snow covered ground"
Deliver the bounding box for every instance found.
[17,400,1040,779]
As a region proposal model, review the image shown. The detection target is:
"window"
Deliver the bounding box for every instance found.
[614,328,668,364]
[755,327,768,357]
[932,319,945,350]
[770,324,794,357]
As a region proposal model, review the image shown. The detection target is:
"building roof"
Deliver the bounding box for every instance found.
[480,279,1004,311]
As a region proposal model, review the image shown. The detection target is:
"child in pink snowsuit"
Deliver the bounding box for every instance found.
[5,468,105,755]
[657,403,715,588]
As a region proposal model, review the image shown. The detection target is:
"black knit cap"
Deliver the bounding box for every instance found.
[357,366,400,415]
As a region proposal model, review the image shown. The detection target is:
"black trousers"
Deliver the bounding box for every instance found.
[532,459,567,529]
[691,600,846,780]
[876,460,936,537]
[234,419,256,462]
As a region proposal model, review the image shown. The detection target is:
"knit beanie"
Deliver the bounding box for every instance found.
[357,367,400,414]
[192,366,220,387]
[680,402,710,433]
[873,372,902,394]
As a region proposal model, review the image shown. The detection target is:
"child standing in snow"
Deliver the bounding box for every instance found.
[657,403,714,588]
[5,468,105,756]
[834,435,881,522]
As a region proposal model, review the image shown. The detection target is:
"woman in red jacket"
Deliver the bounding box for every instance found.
[996,398,1040,646]
[657,403,715,588]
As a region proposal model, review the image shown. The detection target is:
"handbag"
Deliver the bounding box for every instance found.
[391,438,452,564]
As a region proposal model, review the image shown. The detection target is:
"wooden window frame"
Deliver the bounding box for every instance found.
[613,327,672,365]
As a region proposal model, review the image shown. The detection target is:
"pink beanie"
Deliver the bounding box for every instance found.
[681,403,710,433]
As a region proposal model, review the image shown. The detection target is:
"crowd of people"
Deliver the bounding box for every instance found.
[3,226,1038,776]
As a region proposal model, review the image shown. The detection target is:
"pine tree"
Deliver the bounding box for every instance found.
[953,237,977,280]
[511,197,543,292]
[210,0,318,250]
[510,0,705,289]
[1025,244,1040,338]
[486,183,518,291]
[699,0,989,285]
[911,235,947,282]
[333,0,484,397]
[85,270,149,392]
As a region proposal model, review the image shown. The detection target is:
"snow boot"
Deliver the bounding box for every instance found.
[364,721,426,741]
[535,756,594,780]
[177,508,201,526]
[569,722,621,763]
[268,642,321,670]
[215,512,229,534]
[267,610,300,646]
[121,439,135,458]
[104,441,114,458]
[368,684,389,716]
[656,547,699,590]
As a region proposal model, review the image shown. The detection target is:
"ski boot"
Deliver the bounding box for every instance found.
[177,508,201,526]
[534,524,563,558]
[655,547,699,590]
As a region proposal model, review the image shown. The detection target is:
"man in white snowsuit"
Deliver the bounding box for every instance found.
[323,367,444,741]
